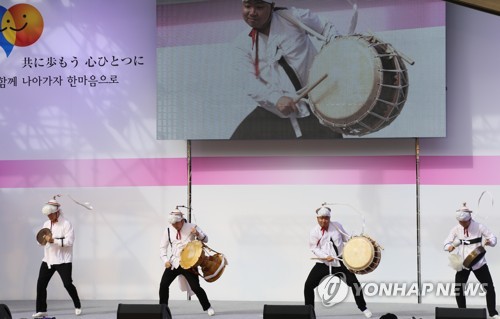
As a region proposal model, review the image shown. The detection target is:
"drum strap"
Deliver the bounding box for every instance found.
[330,238,339,255]
[167,228,172,245]
[277,57,302,92]
[460,237,482,245]
[277,56,306,138]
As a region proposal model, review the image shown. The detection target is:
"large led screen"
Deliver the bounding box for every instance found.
[157,0,445,140]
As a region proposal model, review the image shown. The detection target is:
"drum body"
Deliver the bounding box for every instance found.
[463,246,486,269]
[180,240,227,282]
[342,236,381,274]
[308,34,408,136]
[36,228,52,246]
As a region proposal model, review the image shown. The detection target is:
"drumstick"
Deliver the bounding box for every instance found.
[294,74,328,103]
[310,256,342,261]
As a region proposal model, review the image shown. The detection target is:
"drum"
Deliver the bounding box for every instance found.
[180,240,227,282]
[36,228,52,246]
[342,236,382,274]
[307,34,409,136]
[463,246,486,269]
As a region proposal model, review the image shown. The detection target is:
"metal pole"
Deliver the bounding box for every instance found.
[187,140,192,223]
[415,137,422,303]
[186,140,192,301]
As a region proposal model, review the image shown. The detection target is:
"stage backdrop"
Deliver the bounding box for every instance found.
[157,0,446,140]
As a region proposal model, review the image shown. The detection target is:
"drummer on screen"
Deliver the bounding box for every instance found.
[444,203,499,318]
[231,0,343,139]
[159,208,215,316]
[304,206,372,318]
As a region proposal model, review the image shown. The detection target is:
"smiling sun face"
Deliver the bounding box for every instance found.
[2,4,43,47]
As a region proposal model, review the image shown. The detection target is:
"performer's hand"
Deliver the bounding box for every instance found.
[165,261,172,269]
[447,246,455,252]
[326,256,335,262]
[276,96,298,116]
[484,239,492,246]
[191,227,199,238]
[44,234,53,243]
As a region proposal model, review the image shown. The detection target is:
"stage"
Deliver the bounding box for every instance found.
[3,300,480,319]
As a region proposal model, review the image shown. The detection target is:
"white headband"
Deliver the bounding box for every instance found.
[456,203,472,221]
[316,206,331,217]
[42,199,60,216]
[168,209,184,224]
[456,211,471,222]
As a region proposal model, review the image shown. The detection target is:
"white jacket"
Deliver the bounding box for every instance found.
[233,7,334,118]
[41,216,75,267]
[159,221,208,269]
[444,220,497,270]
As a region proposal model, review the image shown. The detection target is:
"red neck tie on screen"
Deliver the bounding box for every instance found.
[249,29,260,77]
[176,230,181,240]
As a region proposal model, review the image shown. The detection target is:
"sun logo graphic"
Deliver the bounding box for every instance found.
[0,3,43,57]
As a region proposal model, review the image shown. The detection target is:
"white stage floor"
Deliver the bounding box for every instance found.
[2,300,490,319]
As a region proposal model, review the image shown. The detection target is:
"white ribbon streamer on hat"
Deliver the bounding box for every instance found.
[67,194,94,210]
[321,202,366,236]
[476,190,494,222]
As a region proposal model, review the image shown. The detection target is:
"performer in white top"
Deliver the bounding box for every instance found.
[444,203,499,318]
[159,208,215,316]
[231,0,342,139]
[33,197,81,318]
[304,206,372,318]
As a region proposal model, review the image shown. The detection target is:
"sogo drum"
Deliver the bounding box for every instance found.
[342,235,382,274]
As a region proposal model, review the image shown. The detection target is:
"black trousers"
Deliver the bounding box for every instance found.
[36,262,81,312]
[455,264,498,316]
[304,262,367,311]
[159,267,211,311]
[231,107,343,139]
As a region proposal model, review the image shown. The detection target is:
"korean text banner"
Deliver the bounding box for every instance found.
[1,0,156,151]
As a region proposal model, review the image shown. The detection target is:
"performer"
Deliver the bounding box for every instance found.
[159,208,215,316]
[33,197,82,318]
[231,0,343,139]
[304,206,372,318]
[444,203,500,318]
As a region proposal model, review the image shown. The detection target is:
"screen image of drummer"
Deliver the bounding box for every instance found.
[157,0,445,140]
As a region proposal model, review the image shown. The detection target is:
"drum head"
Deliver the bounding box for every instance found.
[180,240,204,269]
[342,236,375,271]
[308,34,408,136]
[308,36,382,122]
[36,228,52,246]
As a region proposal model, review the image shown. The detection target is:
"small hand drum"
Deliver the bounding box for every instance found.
[463,246,486,269]
[36,228,52,246]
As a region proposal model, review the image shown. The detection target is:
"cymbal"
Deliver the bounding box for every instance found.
[36,228,52,246]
